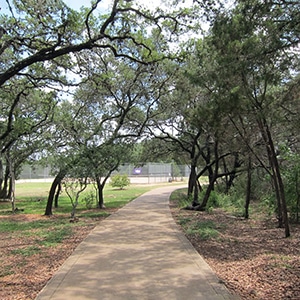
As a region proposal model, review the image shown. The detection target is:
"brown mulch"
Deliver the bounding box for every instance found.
[1,203,299,300]
[169,200,300,300]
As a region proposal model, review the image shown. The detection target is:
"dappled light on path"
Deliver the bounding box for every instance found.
[36,186,236,300]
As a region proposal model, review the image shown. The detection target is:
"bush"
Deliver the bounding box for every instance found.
[82,191,96,209]
[206,190,220,208]
[110,174,130,190]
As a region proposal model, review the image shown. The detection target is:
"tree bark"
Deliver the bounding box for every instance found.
[5,154,16,212]
[96,177,105,209]
[258,118,290,237]
[54,183,61,208]
[296,171,300,223]
[45,169,67,216]
[188,163,196,197]
[244,156,252,219]
[198,140,219,210]
[0,158,3,197]
[267,133,290,237]
[197,178,215,211]
[0,165,10,199]
[193,179,199,206]
[225,152,240,194]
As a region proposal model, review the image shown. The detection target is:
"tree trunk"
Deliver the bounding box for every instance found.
[6,155,15,212]
[258,118,290,237]
[0,158,3,197]
[95,165,119,209]
[197,178,215,211]
[198,140,219,210]
[45,169,66,216]
[296,170,300,223]
[225,152,240,194]
[0,165,10,199]
[188,164,196,197]
[10,173,15,212]
[193,179,199,207]
[206,163,214,191]
[268,142,290,237]
[96,177,105,209]
[244,156,252,219]
[272,171,283,227]
[54,183,61,208]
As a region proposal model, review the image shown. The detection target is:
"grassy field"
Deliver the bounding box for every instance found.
[0,182,161,216]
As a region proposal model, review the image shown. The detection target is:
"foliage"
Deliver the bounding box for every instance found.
[169,188,191,208]
[200,187,245,216]
[282,150,300,222]
[110,174,130,190]
[0,0,195,212]
[259,194,277,217]
[169,0,300,236]
[62,177,89,218]
[82,191,97,209]
[206,190,220,209]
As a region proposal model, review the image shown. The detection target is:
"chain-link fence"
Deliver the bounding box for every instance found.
[19,165,52,180]
[116,163,189,184]
[18,163,190,184]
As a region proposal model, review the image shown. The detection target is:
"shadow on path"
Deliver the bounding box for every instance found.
[36,185,239,300]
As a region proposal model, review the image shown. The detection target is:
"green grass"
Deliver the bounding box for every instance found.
[37,226,73,247]
[170,188,220,241]
[11,245,41,256]
[0,182,171,236]
[0,182,158,216]
[186,220,220,240]
[0,216,72,233]
[169,188,190,208]
[0,265,14,277]
[79,211,111,218]
[178,216,192,226]
[0,219,51,232]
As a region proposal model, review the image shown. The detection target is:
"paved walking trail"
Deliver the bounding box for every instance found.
[36,185,238,300]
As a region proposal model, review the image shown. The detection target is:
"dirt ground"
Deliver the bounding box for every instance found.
[0,203,299,300]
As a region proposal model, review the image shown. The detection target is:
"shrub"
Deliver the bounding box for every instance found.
[206,190,220,208]
[82,191,96,209]
[110,174,130,190]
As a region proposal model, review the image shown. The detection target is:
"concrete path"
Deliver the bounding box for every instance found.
[36,185,238,300]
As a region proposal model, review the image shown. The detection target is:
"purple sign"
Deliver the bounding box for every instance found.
[133,168,142,175]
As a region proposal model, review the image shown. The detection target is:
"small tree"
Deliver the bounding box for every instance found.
[110,174,130,190]
[62,177,88,219]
